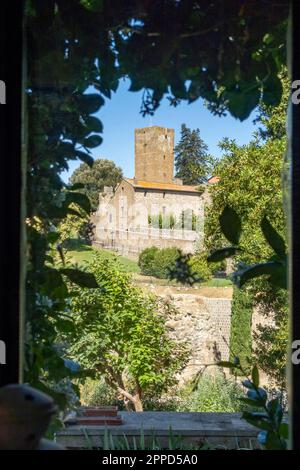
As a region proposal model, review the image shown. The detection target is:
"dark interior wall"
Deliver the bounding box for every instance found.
[0,2,23,385]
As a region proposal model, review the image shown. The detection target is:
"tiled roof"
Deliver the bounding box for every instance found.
[125,178,200,193]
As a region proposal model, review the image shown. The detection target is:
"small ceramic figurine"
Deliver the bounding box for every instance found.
[0,383,64,450]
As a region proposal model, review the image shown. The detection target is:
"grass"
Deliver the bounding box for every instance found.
[134,274,232,288]
[65,241,231,285]
[67,243,140,273]
[202,278,232,287]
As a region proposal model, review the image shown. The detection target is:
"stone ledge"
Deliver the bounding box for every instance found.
[56,412,260,449]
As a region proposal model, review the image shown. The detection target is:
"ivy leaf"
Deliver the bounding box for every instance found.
[207,247,240,262]
[219,206,242,245]
[261,216,286,260]
[60,268,99,288]
[84,135,103,148]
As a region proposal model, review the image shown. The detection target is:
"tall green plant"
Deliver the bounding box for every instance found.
[230,287,253,373]
[175,124,214,184]
[67,254,189,411]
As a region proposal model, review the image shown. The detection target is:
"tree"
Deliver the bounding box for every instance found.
[70,158,123,211]
[174,124,214,184]
[68,254,189,411]
[204,76,289,387]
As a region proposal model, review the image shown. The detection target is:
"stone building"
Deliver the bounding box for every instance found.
[93,126,210,256]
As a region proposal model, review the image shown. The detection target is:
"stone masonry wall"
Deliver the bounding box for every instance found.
[135,126,174,183]
[137,282,233,382]
[93,179,205,255]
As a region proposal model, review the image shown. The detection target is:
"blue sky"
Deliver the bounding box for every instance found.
[62,78,258,182]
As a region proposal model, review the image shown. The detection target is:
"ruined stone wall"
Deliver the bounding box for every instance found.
[138,282,233,382]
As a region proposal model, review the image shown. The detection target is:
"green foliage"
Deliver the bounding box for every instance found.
[25,0,289,413]
[138,247,181,279]
[175,124,214,184]
[254,71,290,141]
[138,246,159,276]
[80,371,246,414]
[189,251,226,282]
[69,158,123,211]
[188,253,212,282]
[219,361,287,450]
[67,254,189,411]
[178,372,247,413]
[83,427,205,451]
[176,209,200,231]
[80,377,124,409]
[204,79,289,387]
[153,248,182,279]
[57,203,94,245]
[69,243,140,273]
[208,205,288,388]
[148,213,176,229]
[230,287,253,374]
[205,139,286,261]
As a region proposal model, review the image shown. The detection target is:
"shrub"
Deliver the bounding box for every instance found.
[230,286,253,373]
[189,253,212,281]
[139,247,181,278]
[177,371,247,412]
[189,251,227,282]
[138,246,159,275]
[80,378,125,409]
[153,247,181,279]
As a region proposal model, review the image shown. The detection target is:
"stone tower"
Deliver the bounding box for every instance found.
[134,126,175,183]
